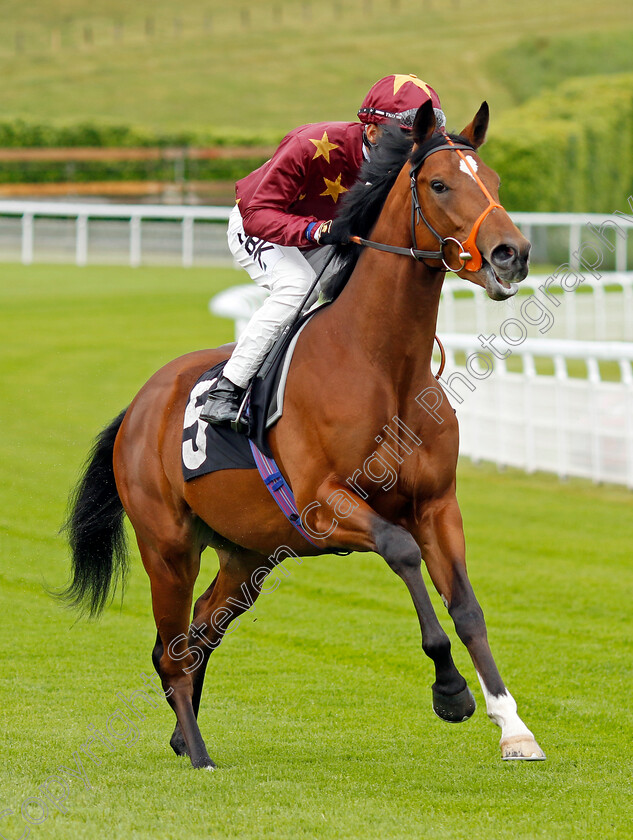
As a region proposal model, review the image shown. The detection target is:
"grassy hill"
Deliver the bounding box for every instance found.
[488,29,633,106]
[0,0,632,139]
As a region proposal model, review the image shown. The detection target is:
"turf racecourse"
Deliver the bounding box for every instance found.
[1,263,632,840]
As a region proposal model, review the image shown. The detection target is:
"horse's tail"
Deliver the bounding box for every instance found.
[59,409,129,618]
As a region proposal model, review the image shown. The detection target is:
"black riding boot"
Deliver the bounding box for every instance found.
[199,376,246,427]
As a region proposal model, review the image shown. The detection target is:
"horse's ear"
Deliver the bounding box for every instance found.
[412,100,437,146]
[460,101,489,149]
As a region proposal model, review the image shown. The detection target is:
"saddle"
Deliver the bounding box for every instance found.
[181,304,332,548]
[248,303,328,456]
[182,302,328,481]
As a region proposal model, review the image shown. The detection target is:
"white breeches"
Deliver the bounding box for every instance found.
[223,204,332,388]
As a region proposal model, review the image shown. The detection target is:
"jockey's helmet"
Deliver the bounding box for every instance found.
[358,74,446,131]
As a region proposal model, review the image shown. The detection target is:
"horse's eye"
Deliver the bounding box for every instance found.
[431,180,447,194]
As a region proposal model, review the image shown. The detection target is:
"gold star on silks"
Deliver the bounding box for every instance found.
[392,74,431,97]
[320,173,348,203]
[309,131,339,163]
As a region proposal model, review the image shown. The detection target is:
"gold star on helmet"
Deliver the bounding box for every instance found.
[309,131,339,164]
[392,74,431,97]
[320,173,348,203]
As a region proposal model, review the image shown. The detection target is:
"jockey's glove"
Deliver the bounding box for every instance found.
[305,219,348,246]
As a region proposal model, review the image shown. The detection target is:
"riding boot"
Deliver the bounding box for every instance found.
[199,375,246,427]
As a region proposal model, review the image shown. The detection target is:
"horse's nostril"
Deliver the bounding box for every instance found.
[491,244,517,266]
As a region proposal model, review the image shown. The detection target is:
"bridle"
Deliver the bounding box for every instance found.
[350,133,503,273]
[348,133,502,380]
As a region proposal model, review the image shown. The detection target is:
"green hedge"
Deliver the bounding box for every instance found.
[0,119,277,183]
[0,156,272,185]
[483,73,633,212]
[0,118,278,148]
[5,73,633,208]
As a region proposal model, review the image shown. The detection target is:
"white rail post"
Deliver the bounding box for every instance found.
[495,352,508,468]
[523,352,536,473]
[615,227,628,273]
[521,222,533,249]
[130,215,142,267]
[569,223,582,269]
[628,385,633,491]
[553,354,568,479]
[441,284,456,333]
[76,214,88,267]
[474,287,486,334]
[623,280,633,341]
[621,360,633,490]
[587,356,601,483]
[566,285,577,340]
[594,283,607,341]
[21,212,34,265]
[182,216,194,268]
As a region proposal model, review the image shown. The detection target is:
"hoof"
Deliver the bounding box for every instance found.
[432,684,476,723]
[191,755,217,770]
[501,734,546,761]
[170,728,189,757]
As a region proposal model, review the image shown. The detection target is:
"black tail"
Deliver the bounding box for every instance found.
[59,409,129,618]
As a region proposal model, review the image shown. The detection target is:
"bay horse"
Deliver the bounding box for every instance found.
[62,100,545,769]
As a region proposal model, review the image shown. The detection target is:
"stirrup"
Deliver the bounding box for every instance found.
[230,386,251,434]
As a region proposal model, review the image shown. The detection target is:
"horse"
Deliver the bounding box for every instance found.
[61,100,545,769]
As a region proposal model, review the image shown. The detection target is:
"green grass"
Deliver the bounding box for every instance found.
[487,29,633,106]
[0,0,631,136]
[1,264,633,839]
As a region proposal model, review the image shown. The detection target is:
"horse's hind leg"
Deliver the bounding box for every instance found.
[168,572,219,757]
[169,546,272,759]
[414,495,545,760]
[136,537,215,769]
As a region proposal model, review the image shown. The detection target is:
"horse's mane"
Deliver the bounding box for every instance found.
[322,127,471,301]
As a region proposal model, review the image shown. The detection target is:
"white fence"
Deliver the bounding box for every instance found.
[436,334,633,488]
[212,275,633,344]
[440,273,633,342]
[0,200,234,266]
[2,199,632,340]
[511,211,630,272]
[0,201,631,270]
[3,199,631,485]
[209,287,633,489]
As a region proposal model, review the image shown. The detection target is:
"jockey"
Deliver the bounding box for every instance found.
[201,74,445,427]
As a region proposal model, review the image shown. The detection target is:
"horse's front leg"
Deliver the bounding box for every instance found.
[306,480,475,723]
[413,494,545,760]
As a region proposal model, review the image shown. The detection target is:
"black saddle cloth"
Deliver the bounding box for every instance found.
[182,303,328,480]
[181,362,254,481]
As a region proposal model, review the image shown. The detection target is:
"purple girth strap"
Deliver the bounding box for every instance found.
[248,440,320,547]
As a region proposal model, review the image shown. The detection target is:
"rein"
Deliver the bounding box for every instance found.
[433,334,446,380]
[350,135,503,273]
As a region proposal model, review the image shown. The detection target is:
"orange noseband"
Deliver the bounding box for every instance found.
[443,135,503,272]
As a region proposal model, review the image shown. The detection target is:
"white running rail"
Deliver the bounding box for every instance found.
[211,275,633,344]
[435,333,633,489]
[209,287,633,488]
[440,273,633,342]
[0,200,233,267]
[0,201,630,270]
